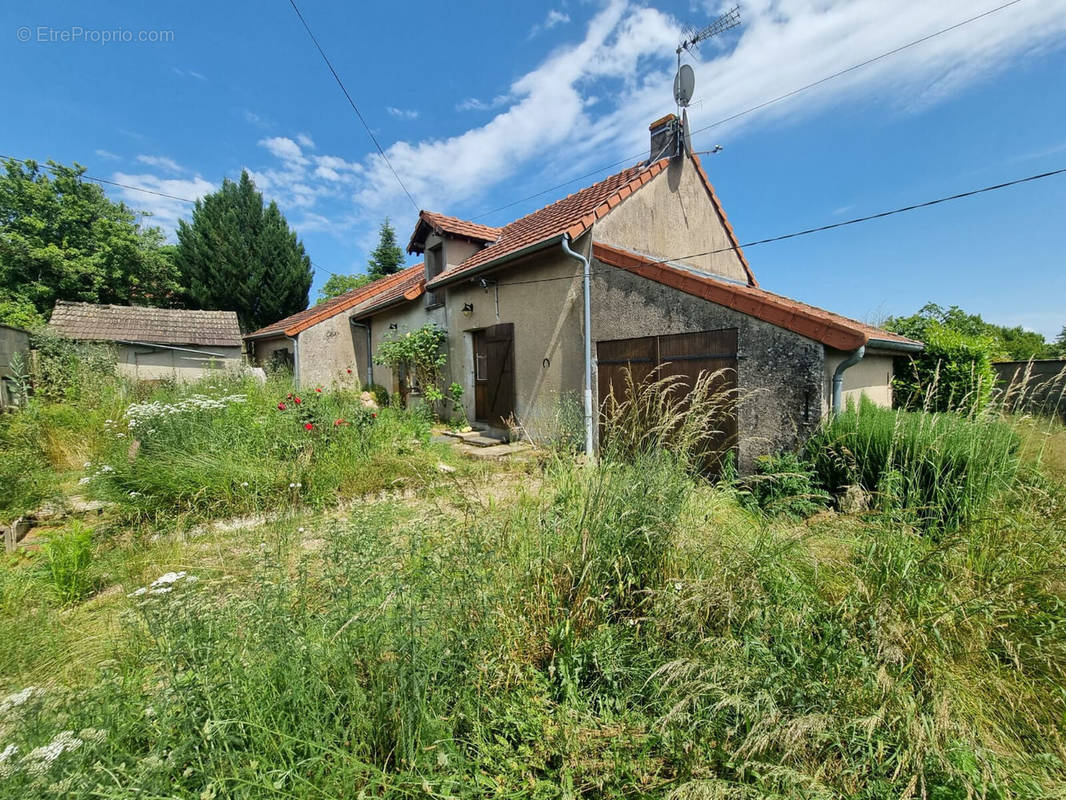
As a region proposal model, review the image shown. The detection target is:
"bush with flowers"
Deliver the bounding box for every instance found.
[83,374,444,518]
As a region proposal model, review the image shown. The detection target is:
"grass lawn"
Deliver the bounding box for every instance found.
[2,375,1066,798]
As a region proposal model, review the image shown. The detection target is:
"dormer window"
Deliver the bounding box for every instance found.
[425,244,444,309]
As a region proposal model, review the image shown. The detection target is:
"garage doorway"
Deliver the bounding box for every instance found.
[473,323,516,429]
[596,328,739,468]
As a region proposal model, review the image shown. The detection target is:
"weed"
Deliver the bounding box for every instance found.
[41,523,94,606]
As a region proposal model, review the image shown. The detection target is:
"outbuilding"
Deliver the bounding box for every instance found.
[48,301,243,382]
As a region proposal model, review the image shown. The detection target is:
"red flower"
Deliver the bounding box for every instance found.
[277,402,286,410]
[371,412,377,418]
[286,393,293,399]
[304,422,313,431]
[346,368,352,374]
[334,418,345,427]
[294,396,301,404]
[315,388,322,393]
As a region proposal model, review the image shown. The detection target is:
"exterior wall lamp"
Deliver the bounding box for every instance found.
[388,323,398,330]
[462,303,474,317]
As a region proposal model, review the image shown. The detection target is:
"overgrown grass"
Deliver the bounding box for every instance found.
[806,397,1021,532]
[2,374,1066,797]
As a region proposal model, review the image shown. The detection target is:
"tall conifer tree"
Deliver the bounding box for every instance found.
[175,171,312,331]
[367,218,404,280]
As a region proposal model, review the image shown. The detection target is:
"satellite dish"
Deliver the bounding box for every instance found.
[682,109,693,155]
[673,64,695,107]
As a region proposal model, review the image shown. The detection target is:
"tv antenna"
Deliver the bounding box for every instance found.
[673,5,741,154]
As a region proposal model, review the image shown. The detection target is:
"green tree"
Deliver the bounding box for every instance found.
[0,158,180,319]
[316,272,370,304]
[367,218,404,280]
[175,171,312,332]
[1053,326,1066,358]
[886,302,1058,360]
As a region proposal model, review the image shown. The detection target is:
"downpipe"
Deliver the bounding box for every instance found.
[832,345,865,416]
[350,319,374,386]
[286,335,300,390]
[560,234,595,459]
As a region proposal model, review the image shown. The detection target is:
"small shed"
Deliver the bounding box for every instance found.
[0,323,31,409]
[49,301,243,382]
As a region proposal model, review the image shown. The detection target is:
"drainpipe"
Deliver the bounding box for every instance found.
[560,234,594,459]
[350,319,374,386]
[832,345,865,416]
[286,335,300,390]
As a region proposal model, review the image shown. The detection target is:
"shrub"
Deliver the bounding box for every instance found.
[893,324,999,414]
[736,450,830,518]
[29,329,117,404]
[373,324,447,404]
[806,397,1020,531]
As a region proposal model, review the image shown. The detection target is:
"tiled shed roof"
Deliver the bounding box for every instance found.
[424,153,757,289]
[245,263,425,340]
[593,242,922,353]
[49,301,242,348]
[407,211,501,254]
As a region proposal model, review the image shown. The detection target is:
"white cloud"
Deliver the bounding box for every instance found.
[136,155,183,173]
[349,0,1066,231]
[94,149,120,160]
[530,8,572,38]
[386,106,420,120]
[456,94,511,112]
[110,172,215,237]
[296,133,315,149]
[172,67,206,81]
[258,136,308,165]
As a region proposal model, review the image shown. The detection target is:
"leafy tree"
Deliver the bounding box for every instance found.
[316,272,370,304]
[367,218,404,280]
[1054,326,1066,358]
[175,171,312,332]
[886,302,1058,361]
[0,158,180,319]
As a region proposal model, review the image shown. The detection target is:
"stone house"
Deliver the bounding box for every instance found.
[248,114,921,467]
[49,301,243,382]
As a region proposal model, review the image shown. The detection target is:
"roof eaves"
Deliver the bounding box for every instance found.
[592,242,911,352]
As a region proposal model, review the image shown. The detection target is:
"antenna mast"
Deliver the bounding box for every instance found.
[673,5,741,154]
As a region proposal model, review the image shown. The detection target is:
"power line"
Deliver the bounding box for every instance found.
[488,165,1066,289]
[0,153,348,280]
[468,0,1026,223]
[286,0,420,215]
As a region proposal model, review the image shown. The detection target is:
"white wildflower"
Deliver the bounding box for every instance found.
[83,461,92,468]
[240,482,249,488]
[0,744,18,762]
[295,482,302,488]
[151,571,187,588]
[297,527,305,533]
[128,491,141,498]
[0,687,42,714]
[128,587,147,598]
[78,477,91,485]
[149,587,172,596]
[25,731,82,775]
[99,465,115,474]
[289,483,296,489]
[0,744,17,779]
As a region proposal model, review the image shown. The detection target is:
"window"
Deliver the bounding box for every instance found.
[425,244,444,308]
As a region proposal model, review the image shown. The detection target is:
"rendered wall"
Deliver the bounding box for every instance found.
[439,240,587,435]
[590,258,825,470]
[593,155,751,284]
[365,302,446,393]
[295,312,362,390]
[115,344,242,382]
[823,350,896,414]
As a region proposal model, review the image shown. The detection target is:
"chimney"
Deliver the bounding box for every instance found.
[648,113,679,162]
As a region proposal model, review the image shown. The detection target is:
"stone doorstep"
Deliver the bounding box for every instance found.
[460,442,533,460]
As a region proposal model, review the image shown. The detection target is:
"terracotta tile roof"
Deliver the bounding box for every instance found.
[428,159,669,287]
[593,242,922,353]
[49,301,242,348]
[349,267,426,319]
[426,153,758,289]
[245,264,425,340]
[407,211,501,254]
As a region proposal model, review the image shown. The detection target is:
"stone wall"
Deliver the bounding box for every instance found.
[590,259,825,470]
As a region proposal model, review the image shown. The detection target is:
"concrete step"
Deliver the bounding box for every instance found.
[465,435,507,448]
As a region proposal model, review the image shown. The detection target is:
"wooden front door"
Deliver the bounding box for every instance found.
[596,328,739,470]
[473,323,516,428]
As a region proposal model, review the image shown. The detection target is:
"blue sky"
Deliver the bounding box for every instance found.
[3,0,1065,336]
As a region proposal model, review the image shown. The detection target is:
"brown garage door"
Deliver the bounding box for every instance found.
[597,328,738,469]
